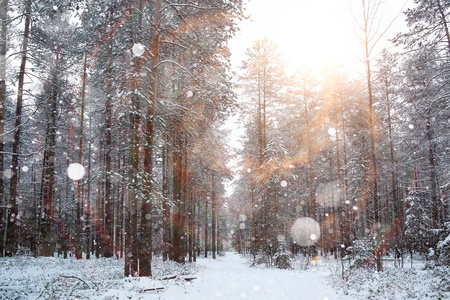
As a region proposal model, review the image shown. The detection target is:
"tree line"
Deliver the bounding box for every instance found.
[229,0,450,270]
[0,0,243,277]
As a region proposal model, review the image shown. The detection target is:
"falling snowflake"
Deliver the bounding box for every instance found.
[132,43,145,57]
[67,163,86,181]
[3,169,12,179]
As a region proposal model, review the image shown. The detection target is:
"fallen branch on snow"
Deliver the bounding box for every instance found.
[143,287,166,292]
[35,275,99,299]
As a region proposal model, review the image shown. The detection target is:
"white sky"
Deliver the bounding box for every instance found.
[229,0,414,75]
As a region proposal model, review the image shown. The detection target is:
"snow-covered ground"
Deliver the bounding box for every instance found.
[1,253,448,299]
[162,254,343,300]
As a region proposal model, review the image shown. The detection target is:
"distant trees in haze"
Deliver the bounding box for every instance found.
[229,0,450,269]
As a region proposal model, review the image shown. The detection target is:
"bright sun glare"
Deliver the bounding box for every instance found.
[230,0,409,75]
[269,1,354,73]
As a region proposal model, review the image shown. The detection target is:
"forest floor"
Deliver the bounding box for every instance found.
[0,252,448,299]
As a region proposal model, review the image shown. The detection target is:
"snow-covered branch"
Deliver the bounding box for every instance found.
[160,3,215,14]
[161,40,189,50]
[154,60,198,83]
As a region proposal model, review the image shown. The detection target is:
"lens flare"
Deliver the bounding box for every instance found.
[327,128,336,136]
[290,217,320,247]
[132,43,145,56]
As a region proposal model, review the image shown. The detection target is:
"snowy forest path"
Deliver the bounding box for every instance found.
[161,253,348,300]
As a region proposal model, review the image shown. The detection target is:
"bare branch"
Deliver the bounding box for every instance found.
[163,2,200,39]
[59,276,99,291]
[0,114,33,138]
[154,59,198,83]
[0,150,41,156]
[160,40,189,50]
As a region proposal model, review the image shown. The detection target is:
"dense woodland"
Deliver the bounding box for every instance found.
[0,0,449,278]
[0,0,243,277]
[230,0,450,272]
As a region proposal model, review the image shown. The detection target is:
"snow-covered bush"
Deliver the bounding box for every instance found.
[405,190,431,254]
[345,239,377,270]
[432,266,450,295]
[333,265,450,299]
[273,244,293,269]
[252,249,271,267]
[436,222,450,266]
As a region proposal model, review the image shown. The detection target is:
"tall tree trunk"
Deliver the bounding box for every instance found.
[6,0,30,256]
[95,140,103,259]
[426,119,439,228]
[304,94,316,219]
[204,187,208,258]
[385,78,401,248]
[86,142,92,259]
[257,69,263,165]
[334,117,343,246]
[262,67,267,153]
[217,213,221,254]
[339,100,350,242]
[130,80,139,275]
[140,0,161,276]
[365,41,379,227]
[162,145,170,261]
[75,53,87,260]
[172,136,184,262]
[192,191,197,262]
[188,190,194,262]
[115,155,123,258]
[40,48,60,257]
[366,55,382,272]
[103,43,114,258]
[196,195,200,258]
[329,153,337,257]
[212,174,216,259]
[125,87,140,276]
[250,168,256,256]
[182,143,188,258]
[125,9,141,274]
[255,61,264,254]
[361,0,381,272]
[0,0,7,256]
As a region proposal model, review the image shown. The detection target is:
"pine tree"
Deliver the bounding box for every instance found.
[5,0,31,257]
[0,0,7,256]
[239,37,287,254]
[405,188,430,261]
